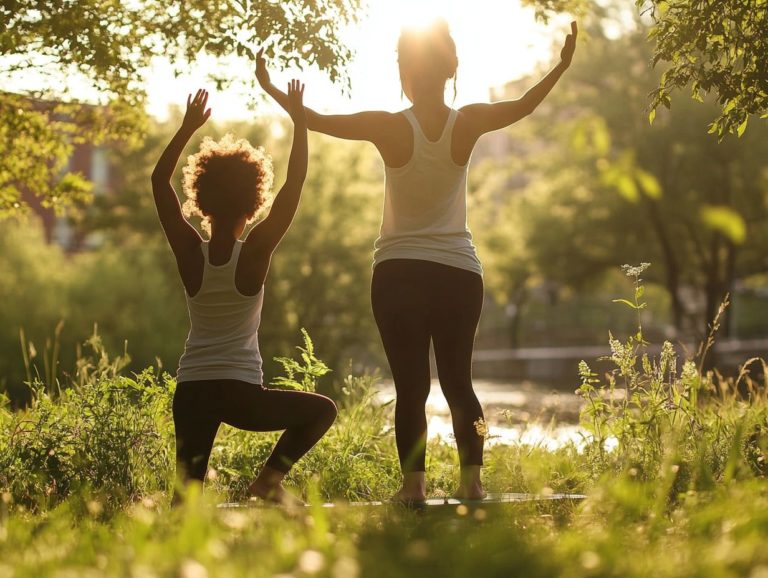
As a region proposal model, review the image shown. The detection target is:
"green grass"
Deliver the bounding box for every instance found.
[1,274,768,577]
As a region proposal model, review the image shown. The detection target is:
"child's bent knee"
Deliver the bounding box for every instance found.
[318,396,338,425]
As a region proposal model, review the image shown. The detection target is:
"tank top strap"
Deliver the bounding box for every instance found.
[230,240,244,263]
[201,240,243,273]
[401,109,425,149]
[438,109,458,146]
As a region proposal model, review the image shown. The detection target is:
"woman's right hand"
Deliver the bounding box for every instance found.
[256,48,271,87]
[287,79,306,124]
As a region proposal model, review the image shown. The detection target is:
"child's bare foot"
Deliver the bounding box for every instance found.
[248,466,305,507]
[393,471,427,503]
[249,480,305,507]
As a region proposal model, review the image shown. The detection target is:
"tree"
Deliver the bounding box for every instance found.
[523,0,768,137]
[640,0,768,139]
[478,19,768,345]
[0,0,361,215]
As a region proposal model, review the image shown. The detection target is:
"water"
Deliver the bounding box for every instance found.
[376,379,601,450]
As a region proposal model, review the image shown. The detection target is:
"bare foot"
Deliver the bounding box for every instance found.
[453,484,487,501]
[393,472,427,503]
[454,466,486,501]
[393,488,427,504]
[248,480,305,507]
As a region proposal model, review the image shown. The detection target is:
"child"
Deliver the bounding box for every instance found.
[258,21,578,501]
[151,81,336,505]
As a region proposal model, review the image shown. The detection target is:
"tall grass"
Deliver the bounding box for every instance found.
[1,266,767,577]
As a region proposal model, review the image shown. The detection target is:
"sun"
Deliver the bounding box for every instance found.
[336,0,568,110]
[395,1,450,29]
[143,0,570,120]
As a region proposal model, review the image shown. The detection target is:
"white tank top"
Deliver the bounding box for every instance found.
[372,108,483,275]
[176,240,265,384]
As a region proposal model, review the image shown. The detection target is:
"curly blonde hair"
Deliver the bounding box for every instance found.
[182,133,274,235]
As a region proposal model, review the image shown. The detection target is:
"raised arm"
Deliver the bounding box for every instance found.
[460,22,578,137]
[256,49,392,144]
[150,89,210,254]
[246,79,308,251]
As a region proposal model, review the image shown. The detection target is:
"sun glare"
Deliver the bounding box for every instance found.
[396,0,449,29]
[144,0,575,120]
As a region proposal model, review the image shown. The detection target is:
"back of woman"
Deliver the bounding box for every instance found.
[151,83,337,507]
[375,107,482,275]
[177,240,264,384]
[258,17,578,503]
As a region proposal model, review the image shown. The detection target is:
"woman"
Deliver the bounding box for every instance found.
[151,82,337,505]
[258,20,577,501]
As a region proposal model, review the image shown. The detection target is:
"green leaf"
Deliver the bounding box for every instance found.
[700,205,747,244]
[612,298,639,310]
[737,116,749,138]
[637,171,662,199]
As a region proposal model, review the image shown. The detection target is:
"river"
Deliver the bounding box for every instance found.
[375,379,595,450]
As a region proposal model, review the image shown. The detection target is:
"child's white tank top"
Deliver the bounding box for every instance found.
[176,240,264,384]
[373,108,483,275]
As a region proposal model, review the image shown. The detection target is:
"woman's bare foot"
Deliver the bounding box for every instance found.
[393,471,427,503]
[454,466,486,501]
[453,484,487,501]
[248,466,305,507]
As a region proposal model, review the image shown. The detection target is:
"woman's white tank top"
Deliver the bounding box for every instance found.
[372,108,483,275]
[176,240,265,384]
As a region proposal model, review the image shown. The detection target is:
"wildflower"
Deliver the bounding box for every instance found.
[621,263,651,277]
[473,418,489,438]
[578,360,598,385]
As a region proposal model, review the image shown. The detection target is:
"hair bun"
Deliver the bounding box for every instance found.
[397,18,458,82]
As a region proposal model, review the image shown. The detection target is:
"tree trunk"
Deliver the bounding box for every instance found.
[643,197,685,333]
[507,283,529,349]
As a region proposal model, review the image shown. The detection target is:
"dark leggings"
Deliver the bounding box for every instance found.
[172,379,337,482]
[371,258,485,472]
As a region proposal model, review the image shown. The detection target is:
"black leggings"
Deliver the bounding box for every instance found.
[172,379,337,482]
[371,258,485,472]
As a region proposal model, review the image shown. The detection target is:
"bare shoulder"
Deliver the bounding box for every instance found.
[174,241,205,296]
[373,110,413,168]
[456,103,491,135]
[450,107,485,166]
[236,234,272,293]
[366,110,409,140]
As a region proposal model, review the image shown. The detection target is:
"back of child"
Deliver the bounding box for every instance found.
[150,82,336,506]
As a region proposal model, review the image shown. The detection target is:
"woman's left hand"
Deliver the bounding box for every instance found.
[560,21,578,68]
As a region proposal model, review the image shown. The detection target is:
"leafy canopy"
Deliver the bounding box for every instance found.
[0,0,360,216]
[524,0,768,138]
[640,0,768,139]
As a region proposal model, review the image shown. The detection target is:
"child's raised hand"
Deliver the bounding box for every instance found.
[287,79,306,124]
[182,89,211,132]
[560,21,578,68]
[256,48,271,87]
